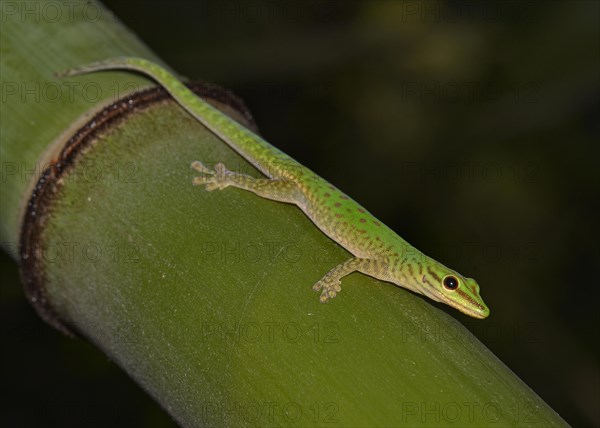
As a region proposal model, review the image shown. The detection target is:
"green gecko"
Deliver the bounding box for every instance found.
[58,57,490,319]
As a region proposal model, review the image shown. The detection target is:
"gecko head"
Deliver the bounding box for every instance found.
[418,263,490,319]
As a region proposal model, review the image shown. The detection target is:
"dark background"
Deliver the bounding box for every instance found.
[2,1,598,427]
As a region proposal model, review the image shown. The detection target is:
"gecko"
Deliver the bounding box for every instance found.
[58,57,490,319]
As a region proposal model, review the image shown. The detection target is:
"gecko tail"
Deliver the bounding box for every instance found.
[54,56,299,177]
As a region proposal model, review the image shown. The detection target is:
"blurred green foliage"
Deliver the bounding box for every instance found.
[2,1,597,426]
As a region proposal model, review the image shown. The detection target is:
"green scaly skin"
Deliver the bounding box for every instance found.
[58,57,490,319]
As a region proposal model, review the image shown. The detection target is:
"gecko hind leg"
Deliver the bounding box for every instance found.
[313,258,380,303]
[191,160,304,204]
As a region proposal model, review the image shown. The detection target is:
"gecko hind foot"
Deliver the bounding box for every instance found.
[312,279,342,303]
[191,161,231,191]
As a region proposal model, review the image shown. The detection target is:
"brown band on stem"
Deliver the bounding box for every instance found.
[19,82,259,336]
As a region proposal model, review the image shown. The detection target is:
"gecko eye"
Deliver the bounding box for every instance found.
[443,276,459,290]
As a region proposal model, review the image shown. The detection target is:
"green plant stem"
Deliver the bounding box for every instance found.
[1,1,568,427]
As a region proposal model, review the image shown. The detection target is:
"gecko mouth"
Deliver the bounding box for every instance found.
[443,292,489,319]
[417,281,489,319]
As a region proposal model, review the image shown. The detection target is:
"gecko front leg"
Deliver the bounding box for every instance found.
[313,258,384,302]
[191,161,231,191]
[192,161,304,204]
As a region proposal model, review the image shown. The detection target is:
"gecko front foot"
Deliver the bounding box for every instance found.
[191,161,231,191]
[311,258,372,303]
[312,278,342,303]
